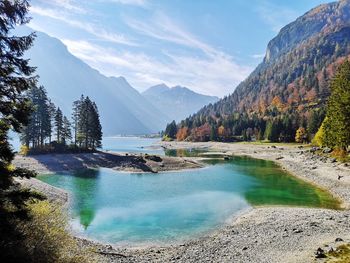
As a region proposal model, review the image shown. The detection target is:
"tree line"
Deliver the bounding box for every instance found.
[164,61,350,153]
[21,86,102,152]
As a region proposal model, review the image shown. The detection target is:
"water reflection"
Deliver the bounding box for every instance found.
[38,152,341,244]
[71,169,100,229]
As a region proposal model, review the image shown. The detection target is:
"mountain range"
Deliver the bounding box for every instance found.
[174,0,350,140]
[142,84,218,122]
[20,27,215,136]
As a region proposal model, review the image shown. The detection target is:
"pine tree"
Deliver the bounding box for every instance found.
[91,102,102,149]
[72,95,84,146]
[164,121,177,139]
[54,107,64,143]
[62,116,72,145]
[0,0,37,185]
[75,96,102,149]
[322,61,350,150]
[0,1,40,260]
[20,86,52,148]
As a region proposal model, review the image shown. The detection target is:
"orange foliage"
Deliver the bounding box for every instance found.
[176,127,189,141]
[192,123,211,141]
[271,96,284,111]
[218,125,226,137]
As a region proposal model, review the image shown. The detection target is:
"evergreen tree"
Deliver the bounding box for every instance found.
[91,102,102,148]
[0,1,41,261]
[72,95,84,146]
[210,125,218,141]
[54,107,64,143]
[164,121,177,139]
[0,0,37,187]
[322,61,350,150]
[20,86,52,147]
[76,96,102,149]
[62,116,72,145]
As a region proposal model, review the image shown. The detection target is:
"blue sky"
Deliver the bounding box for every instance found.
[28,0,332,97]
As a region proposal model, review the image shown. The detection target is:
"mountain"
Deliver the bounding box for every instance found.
[20,27,168,135]
[142,84,219,122]
[172,0,350,141]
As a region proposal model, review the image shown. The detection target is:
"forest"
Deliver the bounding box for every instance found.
[20,86,103,154]
[164,61,350,154]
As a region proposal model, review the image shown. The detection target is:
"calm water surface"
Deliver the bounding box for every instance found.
[38,140,340,245]
[102,136,162,155]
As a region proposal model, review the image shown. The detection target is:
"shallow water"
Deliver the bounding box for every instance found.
[38,154,340,245]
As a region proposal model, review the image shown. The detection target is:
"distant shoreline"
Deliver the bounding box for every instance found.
[14,143,350,262]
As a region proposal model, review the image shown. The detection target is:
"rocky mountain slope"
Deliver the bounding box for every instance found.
[174,0,350,141]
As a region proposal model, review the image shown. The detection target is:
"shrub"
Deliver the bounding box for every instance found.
[19,145,30,155]
[1,200,96,263]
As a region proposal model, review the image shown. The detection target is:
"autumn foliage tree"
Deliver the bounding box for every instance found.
[295,127,307,143]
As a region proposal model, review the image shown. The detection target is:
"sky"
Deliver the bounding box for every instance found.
[28,0,332,97]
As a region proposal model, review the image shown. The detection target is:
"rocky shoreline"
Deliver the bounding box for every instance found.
[13,151,203,175]
[14,143,350,262]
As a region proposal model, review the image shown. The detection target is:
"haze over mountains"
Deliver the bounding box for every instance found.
[142,84,218,122]
[20,27,217,135]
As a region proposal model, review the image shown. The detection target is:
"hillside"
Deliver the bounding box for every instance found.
[20,28,168,135]
[142,84,219,122]
[170,0,350,142]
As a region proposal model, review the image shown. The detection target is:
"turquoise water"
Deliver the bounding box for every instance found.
[38,155,340,245]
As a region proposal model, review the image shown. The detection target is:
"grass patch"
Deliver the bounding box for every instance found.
[0,199,98,263]
[326,244,350,262]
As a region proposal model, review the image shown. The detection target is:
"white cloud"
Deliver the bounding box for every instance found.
[37,0,86,13]
[30,6,137,46]
[61,39,252,96]
[102,0,148,6]
[124,12,219,57]
[255,2,298,32]
[122,12,252,95]
[251,53,265,59]
[30,2,252,96]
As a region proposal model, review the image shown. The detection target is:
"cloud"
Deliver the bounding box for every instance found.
[30,6,137,46]
[30,2,252,96]
[36,0,86,13]
[255,2,298,32]
[61,39,252,96]
[102,0,148,6]
[124,12,219,57]
[251,53,265,59]
[121,12,252,95]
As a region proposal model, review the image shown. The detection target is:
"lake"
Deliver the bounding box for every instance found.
[102,136,163,155]
[38,138,340,245]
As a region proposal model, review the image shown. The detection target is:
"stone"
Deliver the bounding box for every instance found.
[335,237,344,242]
[322,147,332,153]
[315,247,327,258]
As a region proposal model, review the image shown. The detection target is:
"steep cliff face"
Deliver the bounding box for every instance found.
[265,0,350,63]
[195,0,350,119]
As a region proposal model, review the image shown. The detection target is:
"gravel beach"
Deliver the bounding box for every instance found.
[14,143,350,262]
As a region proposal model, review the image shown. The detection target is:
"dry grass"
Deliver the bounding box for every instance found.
[12,200,98,263]
[326,244,350,262]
